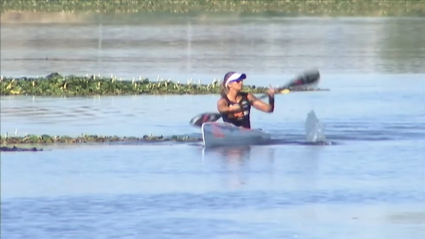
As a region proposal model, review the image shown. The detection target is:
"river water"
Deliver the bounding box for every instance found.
[1,14,425,239]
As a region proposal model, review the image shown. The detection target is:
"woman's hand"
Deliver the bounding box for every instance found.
[266,86,276,98]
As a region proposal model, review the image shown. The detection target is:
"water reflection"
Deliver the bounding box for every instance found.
[202,146,252,166]
[201,146,277,189]
[1,15,424,80]
[386,211,425,224]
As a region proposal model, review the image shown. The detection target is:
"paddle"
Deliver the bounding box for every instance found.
[189,69,321,127]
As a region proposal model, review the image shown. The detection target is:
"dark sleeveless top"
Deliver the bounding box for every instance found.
[220,92,251,129]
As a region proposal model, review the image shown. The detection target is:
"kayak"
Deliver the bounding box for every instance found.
[201,122,271,148]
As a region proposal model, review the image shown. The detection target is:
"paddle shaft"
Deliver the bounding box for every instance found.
[255,83,295,100]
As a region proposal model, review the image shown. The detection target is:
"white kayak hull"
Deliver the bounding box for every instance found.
[201,122,271,148]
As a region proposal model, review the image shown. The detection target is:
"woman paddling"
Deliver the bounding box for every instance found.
[217,71,276,129]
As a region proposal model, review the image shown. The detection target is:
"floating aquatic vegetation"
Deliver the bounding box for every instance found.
[1,0,423,16]
[0,73,326,96]
[0,146,43,152]
[1,133,202,145]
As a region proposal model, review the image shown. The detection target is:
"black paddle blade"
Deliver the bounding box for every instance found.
[189,112,222,127]
[284,69,320,89]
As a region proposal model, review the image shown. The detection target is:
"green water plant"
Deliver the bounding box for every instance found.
[0,73,324,96]
[1,146,42,152]
[1,0,423,16]
[1,133,202,145]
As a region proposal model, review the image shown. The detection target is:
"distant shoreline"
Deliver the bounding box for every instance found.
[1,0,424,18]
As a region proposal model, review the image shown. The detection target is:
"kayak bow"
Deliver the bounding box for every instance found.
[202,122,271,148]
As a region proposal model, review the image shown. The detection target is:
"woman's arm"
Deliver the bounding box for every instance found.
[217,98,241,113]
[247,89,275,113]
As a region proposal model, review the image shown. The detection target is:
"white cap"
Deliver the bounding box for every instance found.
[225,72,247,87]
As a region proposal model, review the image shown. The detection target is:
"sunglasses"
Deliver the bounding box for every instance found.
[229,79,243,84]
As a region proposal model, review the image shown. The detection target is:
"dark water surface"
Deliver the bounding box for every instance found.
[1,14,425,239]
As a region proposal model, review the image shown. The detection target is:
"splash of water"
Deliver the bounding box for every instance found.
[305,110,327,143]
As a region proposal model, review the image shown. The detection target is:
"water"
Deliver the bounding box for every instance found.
[1,14,425,239]
[2,16,425,79]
